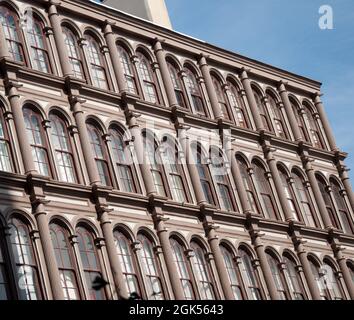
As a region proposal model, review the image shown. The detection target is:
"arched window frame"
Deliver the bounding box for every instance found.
[266,91,289,139]
[50,221,82,300]
[137,233,165,300]
[226,80,250,129]
[62,25,86,80]
[166,59,188,109]
[211,74,233,122]
[49,112,77,184]
[184,66,207,117]
[117,44,138,95]
[302,103,325,149]
[87,122,112,187]
[0,106,14,173]
[0,4,26,63]
[23,106,52,177]
[322,259,345,300]
[75,225,106,300]
[252,87,273,132]
[282,254,307,300]
[289,97,310,142]
[136,51,160,104]
[308,257,328,300]
[84,34,109,90]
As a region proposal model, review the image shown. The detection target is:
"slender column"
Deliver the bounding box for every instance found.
[263,143,294,222]
[47,1,72,77]
[303,156,333,229]
[204,222,235,300]
[154,212,185,300]
[198,55,223,120]
[70,96,100,185]
[103,21,127,93]
[314,94,337,151]
[126,111,156,196]
[278,82,302,141]
[252,230,280,300]
[294,238,322,300]
[337,162,354,211]
[6,82,36,174]
[240,69,264,130]
[333,245,354,299]
[154,40,178,108]
[34,203,65,300]
[0,22,9,58]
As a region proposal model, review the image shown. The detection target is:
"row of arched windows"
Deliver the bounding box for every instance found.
[0,101,352,233]
[1,215,352,300]
[0,3,329,150]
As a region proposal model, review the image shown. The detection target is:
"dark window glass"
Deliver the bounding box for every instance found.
[185,68,206,116]
[117,45,138,94]
[137,52,158,104]
[50,223,81,300]
[63,27,85,79]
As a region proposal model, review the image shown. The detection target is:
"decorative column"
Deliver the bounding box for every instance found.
[103,21,127,93]
[278,82,302,141]
[5,80,37,174]
[240,68,264,131]
[203,219,235,300]
[68,125,85,185]
[302,155,333,229]
[292,234,322,300]
[263,141,295,222]
[69,95,100,185]
[314,93,337,151]
[153,39,179,109]
[198,55,223,121]
[47,1,72,77]
[250,228,280,300]
[337,161,354,211]
[153,208,185,300]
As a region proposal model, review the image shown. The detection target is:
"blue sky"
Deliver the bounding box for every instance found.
[165,0,354,179]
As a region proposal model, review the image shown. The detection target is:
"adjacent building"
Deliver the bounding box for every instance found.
[0,0,353,300]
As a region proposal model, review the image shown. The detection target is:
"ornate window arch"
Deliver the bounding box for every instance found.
[227,79,250,128]
[265,250,288,300]
[49,112,77,183]
[117,44,138,94]
[302,102,324,149]
[50,221,81,300]
[76,225,106,300]
[289,97,309,142]
[322,259,344,300]
[23,105,51,177]
[87,121,111,186]
[167,59,188,109]
[211,74,232,122]
[308,256,328,299]
[252,86,273,132]
[282,253,306,300]
[0,4,25,63]
[0,104,13,172]
[266,91,288,139]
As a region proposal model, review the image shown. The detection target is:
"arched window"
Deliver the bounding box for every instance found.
[309,257,328,300]
[0,228,11,300]
[26,15,50,73]
[330,178,353,234]
[144,134,167,197]
[323,261,344,300]
[190,242,215,300]
[117,45,138,94]
[62,26,85,80]
[238,248,262,300]
[347,262,354,285]
[220,245,244,300]
[227,81,249,128]
[290,98,309,142]
[113,230,141,296]
[0,108,13,172]
[211,75,231,121]
[210,149,234,211]
[253,89,272,132]
[23,107,51,177]
[170,238,195,300]
[137,234,164,300]
[87,123,111,186]
[85,35,108,90]
[76,226,106,300]
[193,145,215,205]
[267,92,288,139]
[9,217,42,300]
[49,113,76,183]
[252,161,278,220]
[278,166,299,221]
[292,170,317,227]
[136,52,159,104]
[0,5,25,62]
[50,222,81,300]
[283,255,305,300]
[236,156,259,214]
[303,103,324,149]
[184,67,206,116]
[167,61,187,109]
[160,138,187,202]
[109,128,136,193]
[266,251,288,300]
[316,175,339,229]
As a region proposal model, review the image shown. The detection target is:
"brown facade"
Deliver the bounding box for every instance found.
[0,0,354,301]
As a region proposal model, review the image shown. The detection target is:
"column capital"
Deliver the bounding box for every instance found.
[29,230,41,241]
[43,26,54,37]
[94,237,106,248]
[69,234,79,245]
[184,248,195,259]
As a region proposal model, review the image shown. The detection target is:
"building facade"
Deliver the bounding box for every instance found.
[0,0,354,300]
